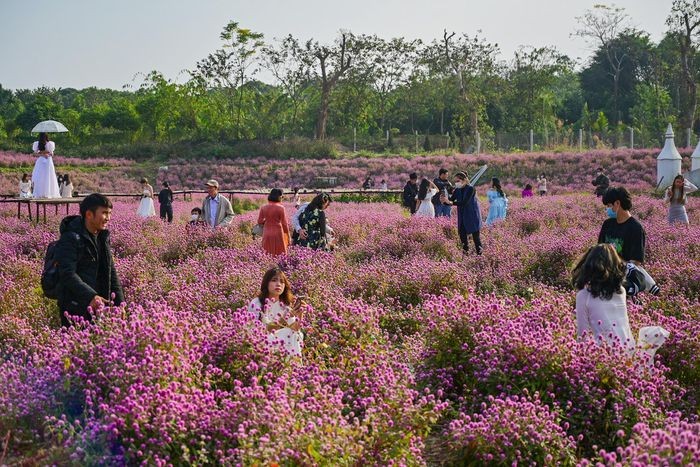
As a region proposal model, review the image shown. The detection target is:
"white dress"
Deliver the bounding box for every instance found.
[31,141,61,198]
[60,182,74,198]
[19,180,32,198]
[136,187,156,218]
[415,188,438,217]
[248,298,303,357]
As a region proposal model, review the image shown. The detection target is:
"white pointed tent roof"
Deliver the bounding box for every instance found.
[658,124,682,160]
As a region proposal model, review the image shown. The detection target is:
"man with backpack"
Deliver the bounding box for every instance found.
[46,193,124,327]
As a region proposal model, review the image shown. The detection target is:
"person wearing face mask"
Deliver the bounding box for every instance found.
[188,207,206,226]
[444,172,483,255]
[597,187,646,266]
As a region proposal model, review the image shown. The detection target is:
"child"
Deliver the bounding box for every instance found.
[521,184,533,198]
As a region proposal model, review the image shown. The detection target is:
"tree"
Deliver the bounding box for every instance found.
[305,31,360,139]
[574,4,631,124]
[191,21,264,138]
[261,35,313,135]
[422,30,499,150]
[666,0,700,131]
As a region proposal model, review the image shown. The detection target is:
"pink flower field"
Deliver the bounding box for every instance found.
[0,181,699,464]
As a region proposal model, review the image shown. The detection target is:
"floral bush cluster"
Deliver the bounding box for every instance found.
[0,188,698,465]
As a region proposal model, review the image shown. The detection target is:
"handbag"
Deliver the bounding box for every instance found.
[252,224,263,237]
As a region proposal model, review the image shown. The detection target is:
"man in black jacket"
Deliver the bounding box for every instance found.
[402,172,419,214]
[54,193,124,327]
[158,181,174,222]
[432,168,453,217]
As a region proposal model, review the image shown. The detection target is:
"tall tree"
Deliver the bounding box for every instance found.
[574,4,631,125]
[423,30,499,150]
[305,32,359,140]
[191,21,264,138]
[666,0,700,131]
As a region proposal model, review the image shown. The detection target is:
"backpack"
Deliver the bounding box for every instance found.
[41,232,82,300]
[41,241,61,299]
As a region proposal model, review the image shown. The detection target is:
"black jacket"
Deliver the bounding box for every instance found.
[54,215,124,321]
[402,181,418,210]
[158,188,173,205]
[592,174,609,196]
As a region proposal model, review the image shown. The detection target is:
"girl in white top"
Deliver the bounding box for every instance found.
[537,173,547,196]
[60,173,74,198]
[415,178,438,217]
[247,267,304,357]
[571,244,634,351]
[31,132,61,198]
[136,177,156,218]
[19,173,32,199]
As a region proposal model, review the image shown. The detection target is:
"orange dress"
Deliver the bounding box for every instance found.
[258,202,290,256]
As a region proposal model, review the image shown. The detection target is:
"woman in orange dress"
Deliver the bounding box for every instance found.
[257,188,291,256]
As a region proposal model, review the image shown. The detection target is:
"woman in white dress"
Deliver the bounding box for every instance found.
[571,244,634,351]
[60,173,74,198]
[247,267,304,357]
[665,174,697,226]
[31,133,61,198]
[415,178,438,218]
[136,177,156,218]
[19,173,33,199]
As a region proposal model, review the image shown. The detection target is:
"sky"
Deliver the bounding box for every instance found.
[0,0,673,91]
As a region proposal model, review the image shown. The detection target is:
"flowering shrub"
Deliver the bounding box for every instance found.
[0,187,697,464]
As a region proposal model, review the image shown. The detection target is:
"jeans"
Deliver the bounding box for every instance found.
[435,203,452,217]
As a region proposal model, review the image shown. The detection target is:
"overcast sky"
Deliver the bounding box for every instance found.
[0,0,673,91]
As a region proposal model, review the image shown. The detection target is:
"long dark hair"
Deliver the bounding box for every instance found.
[258,266,295,306]
[492,177,505,198]
[63,174,71,184]
[302,193,331,240]
[417,178,430,201]
[671,175,685,204]
[571,244,625,300]
[38,132,50,151]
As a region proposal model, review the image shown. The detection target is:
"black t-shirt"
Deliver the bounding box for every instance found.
[158,188,173,205]
[597,216,646,263]
[432,177,453,204]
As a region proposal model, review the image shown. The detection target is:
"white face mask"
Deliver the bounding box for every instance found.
[190,214,199,221]
[454,182,464,188]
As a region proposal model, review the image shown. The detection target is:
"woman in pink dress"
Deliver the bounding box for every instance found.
[257,188,291,256]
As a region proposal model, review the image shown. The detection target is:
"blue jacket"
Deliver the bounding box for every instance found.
[450,185,482,233]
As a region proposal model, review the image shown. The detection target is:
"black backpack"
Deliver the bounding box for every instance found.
[41,232,81,300]
[41,240,61,299]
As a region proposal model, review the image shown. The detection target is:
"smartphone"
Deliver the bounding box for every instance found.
[294,295,307,306]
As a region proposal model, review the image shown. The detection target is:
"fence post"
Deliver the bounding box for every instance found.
[578,128,583,151]
[476,130,481,154]
[445,132,450,149]
[386,129,389,144]
[529,129,534,152]
[353,127,357,152]
[630,127,634,149]
[415,130,419,152]
[688,128,692,148]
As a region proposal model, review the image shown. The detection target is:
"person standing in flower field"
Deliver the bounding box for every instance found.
[597,187,645,265]
[256,188,291,256]
[432,168,453,217]
[158,181,174,223]
[485,177,508,226]
[415,178,438,218]
[247,267,305,357]
[521,184,534,198]
[664,174,697,226]
[200,179,234,228]
[52,194,124,327]
[402,172,419,214]
[445,171,483,255]
[591,167,610,197]
[536,173,547,196]
[298,193,334,250]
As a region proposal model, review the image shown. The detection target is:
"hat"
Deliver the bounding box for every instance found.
[205,179,219,188]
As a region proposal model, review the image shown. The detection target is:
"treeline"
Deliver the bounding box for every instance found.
[0,2,698,158]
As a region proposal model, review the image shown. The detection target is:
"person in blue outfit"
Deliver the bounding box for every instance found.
[485,177,508,226]
[444,171,483,255]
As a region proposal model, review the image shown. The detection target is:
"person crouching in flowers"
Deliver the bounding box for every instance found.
[571,244,634,351]
[247,267,304,357]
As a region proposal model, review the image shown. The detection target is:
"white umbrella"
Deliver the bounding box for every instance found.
[469,164,488,186]
[31,120,69,133]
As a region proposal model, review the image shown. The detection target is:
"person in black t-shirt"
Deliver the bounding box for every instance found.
[597,187,645,264]
[432,168,454,217]
[158,181,174,223]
